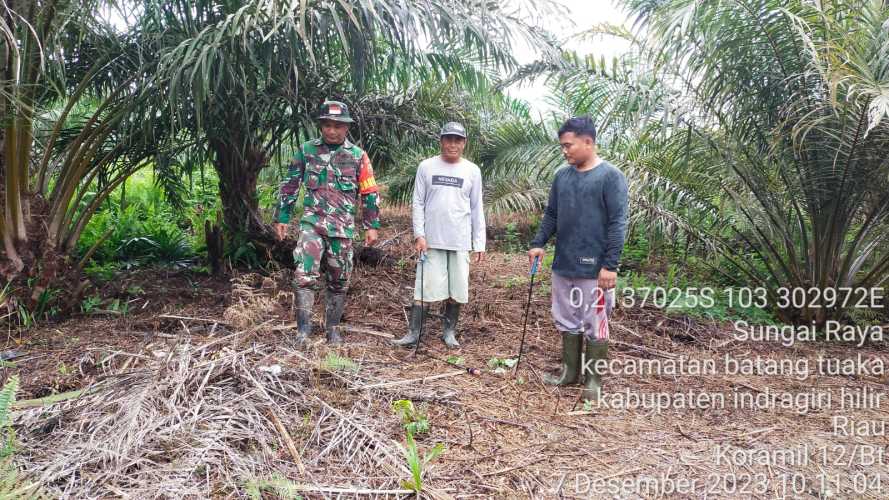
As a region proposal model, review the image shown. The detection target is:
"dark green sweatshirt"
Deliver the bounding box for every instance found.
[529,160,629,278]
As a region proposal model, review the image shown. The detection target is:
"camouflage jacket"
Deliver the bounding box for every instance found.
[275,139,380,239]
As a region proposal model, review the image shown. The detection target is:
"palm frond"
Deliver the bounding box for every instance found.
[621,0,889,322]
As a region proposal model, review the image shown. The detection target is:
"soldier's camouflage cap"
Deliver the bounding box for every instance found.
[440,121,467,138]
[318,100,354,123]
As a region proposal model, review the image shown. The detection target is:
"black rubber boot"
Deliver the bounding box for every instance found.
[325,292,346,345]
[441,301,461,349]
[295,289,315,345]
[543,331,582,385]
[581,340,608,402]
[392,304,425,347]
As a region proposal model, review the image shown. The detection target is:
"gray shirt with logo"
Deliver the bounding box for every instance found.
[530,160,629,278]
[412,156,486,252]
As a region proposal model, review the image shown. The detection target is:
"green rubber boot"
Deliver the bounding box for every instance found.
[581,340,608,402]
[325,292,346,345]
[441,301,461,349]
[543,331,582,385]
[294,289,315,345]
[392,304,425,347]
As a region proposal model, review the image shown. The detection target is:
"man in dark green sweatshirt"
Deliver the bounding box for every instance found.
[528,116,629,402]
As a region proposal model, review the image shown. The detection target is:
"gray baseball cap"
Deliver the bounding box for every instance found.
[440,121,467,138]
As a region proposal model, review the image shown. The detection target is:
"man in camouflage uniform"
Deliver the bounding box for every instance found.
[274,100,380,345]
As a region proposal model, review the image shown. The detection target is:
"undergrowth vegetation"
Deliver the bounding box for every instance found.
[77,171,212,275]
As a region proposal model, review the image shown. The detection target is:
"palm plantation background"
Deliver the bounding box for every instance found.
[2,1,889,497]
[3,0,888,326]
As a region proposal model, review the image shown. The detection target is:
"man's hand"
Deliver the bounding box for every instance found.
[415,236,428,254]
[598,268,618,290]
[473,251,485,264]
[365,229,379,246]
[274,223,287,241]
[528,248,545,269]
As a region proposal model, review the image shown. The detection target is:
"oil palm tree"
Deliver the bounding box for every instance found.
[483,0,889,323]
[624,0,889,323]
[475,42,722,236]
[139,0,559,246]
[1,0,559,315]
[1,1,167,312]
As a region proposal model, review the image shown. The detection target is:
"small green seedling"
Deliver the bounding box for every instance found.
[446,355,464,366]
[397,430,445,495]
[487,357,517,374]
[392,399,430,435]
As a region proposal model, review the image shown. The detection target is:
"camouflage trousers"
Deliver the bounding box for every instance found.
[293,223,353,293]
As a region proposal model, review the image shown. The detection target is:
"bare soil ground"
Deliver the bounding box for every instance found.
[5,208,889,499]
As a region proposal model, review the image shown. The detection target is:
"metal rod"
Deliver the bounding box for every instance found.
[514,255,540,376]
[419,350,482,376]
[412,251,427,357]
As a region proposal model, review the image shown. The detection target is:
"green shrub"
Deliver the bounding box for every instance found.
[120,216,193,263]
[78,188,196,266]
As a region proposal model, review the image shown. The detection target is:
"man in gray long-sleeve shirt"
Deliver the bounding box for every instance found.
[529,116,628,402]
[393,122,486,349]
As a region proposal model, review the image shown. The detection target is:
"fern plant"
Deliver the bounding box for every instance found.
[0,459,46,500]
[0,376,19,459]
[0,375,47,499]
[243,473,304,499]
[320,353,359,373]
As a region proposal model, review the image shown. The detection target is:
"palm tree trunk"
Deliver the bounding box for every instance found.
[210,139,274,240]
[209,139,298,266]
[1,139,24,277]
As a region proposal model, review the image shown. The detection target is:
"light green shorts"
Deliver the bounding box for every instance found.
[414,249,470,303]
